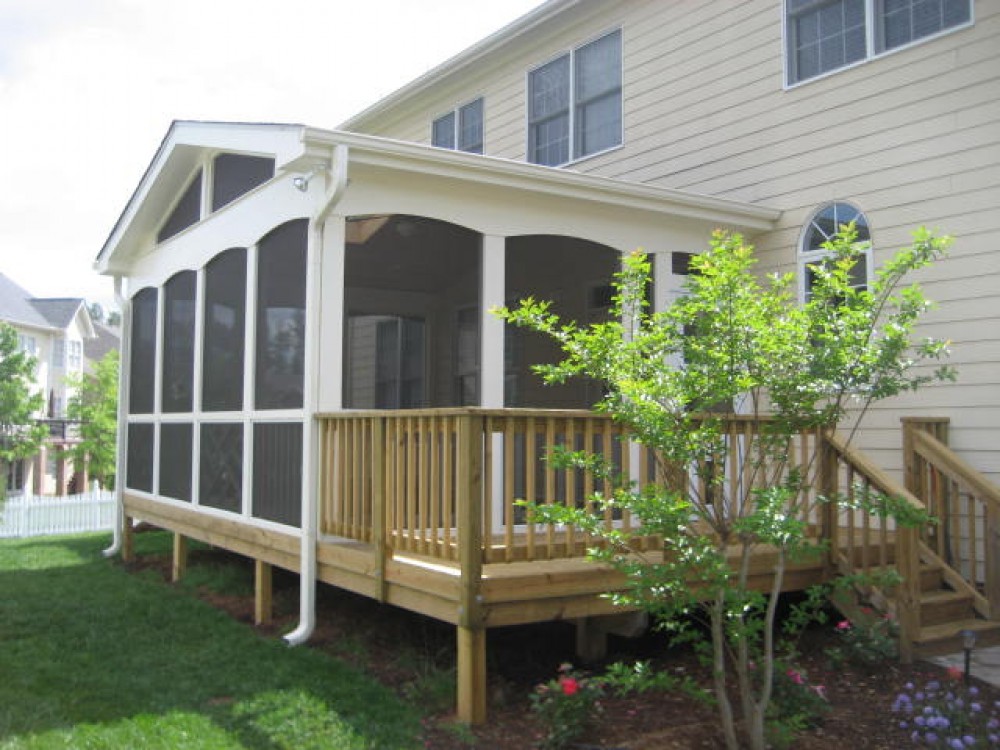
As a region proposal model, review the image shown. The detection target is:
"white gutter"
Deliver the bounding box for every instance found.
[103,275,129,558]
[284,144,349,646]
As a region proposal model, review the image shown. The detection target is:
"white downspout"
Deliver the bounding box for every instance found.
[284,144,349,646]
[103,275,130,558]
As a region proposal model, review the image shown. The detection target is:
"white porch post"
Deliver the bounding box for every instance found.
[480,234,505,533]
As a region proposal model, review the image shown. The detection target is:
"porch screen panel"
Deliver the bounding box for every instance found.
[161,270,196,412]
[157,170,202,243]
[344,215,480,408]
[159,423,192,501]
[211,153,274,212]
[252,422,302,526]
[202,248,246,411]
[199,423,242,512]
[125,422,154,492]
[255,219,307,410]
[129,288,158,414]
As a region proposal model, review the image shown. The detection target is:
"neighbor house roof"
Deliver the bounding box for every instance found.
[0,273,59,330]
[84,322,120,367]
[0,272,95,336]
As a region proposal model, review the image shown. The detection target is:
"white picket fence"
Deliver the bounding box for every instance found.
[0,488,116,538]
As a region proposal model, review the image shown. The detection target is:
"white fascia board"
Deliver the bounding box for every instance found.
[338,0,582,132]
[301,128,781,231]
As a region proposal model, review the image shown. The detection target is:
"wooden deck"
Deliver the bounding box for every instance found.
[121,411,1000,724]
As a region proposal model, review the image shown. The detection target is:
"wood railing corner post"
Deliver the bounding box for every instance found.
[896,525,921,664]
[372,416,389,602]
[819,429,840,578]
[456,411,486,725]
[986,503,1000,620]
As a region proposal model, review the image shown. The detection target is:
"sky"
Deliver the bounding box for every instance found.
[0,0,542,313]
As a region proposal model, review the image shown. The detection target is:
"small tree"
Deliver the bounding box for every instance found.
[0,323,48,497]
[496,227,953,750]
[64,350,119,489]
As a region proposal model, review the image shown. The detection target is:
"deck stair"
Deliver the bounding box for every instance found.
[824,419,1000,659]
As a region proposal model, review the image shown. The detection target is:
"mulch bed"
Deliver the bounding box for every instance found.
[128,545,1000,749]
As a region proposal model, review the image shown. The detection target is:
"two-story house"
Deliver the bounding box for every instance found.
[0,273,96,495]
[94,0,999,721]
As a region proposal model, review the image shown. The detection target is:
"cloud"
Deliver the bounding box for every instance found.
[0,0,540,308]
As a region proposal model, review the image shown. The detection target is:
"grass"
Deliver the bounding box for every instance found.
[0,532,421,749]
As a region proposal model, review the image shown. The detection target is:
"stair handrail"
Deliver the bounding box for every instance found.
[907,426,1000,619]
[821,429,925,662]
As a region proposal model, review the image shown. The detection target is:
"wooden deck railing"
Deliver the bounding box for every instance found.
[904,418,1000,620]
[318,409,845,565]
[820,430,925,658]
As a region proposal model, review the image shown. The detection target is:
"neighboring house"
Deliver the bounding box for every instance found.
[94,0,999,722]
[84,321,121,375]
[0,273,96,495]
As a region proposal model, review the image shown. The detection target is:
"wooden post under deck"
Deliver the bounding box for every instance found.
[171,533,188,583]
[255,560,273,626]
[122,513,134,563]
[456,413,486,724]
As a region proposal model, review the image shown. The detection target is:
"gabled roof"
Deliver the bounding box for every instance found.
[84,322,120,368]
[0,273,94,336]
[95,120,306,274]
[97,120,781,278]
[339,0,580,132]
[0,273,53,329]
[31,299,86,330]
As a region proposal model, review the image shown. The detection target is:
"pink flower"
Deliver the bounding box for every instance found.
[947,666,963,682]
[836,620,851,631]
[560,677,580,696]
[786,669,804,685]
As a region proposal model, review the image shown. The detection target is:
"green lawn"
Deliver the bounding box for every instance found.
[0,533,421,749]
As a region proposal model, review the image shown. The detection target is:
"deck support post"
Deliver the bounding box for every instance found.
[457,626,487,724]
[122,513,134,563]
[456,413,486,724]
[255,560,273,626]
[575,618,608,662]
[171,533,188,583]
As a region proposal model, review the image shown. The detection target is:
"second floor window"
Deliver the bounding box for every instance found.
[786,0,972,85]
[528,28,622,167]
[18,334,36,355]
[432,98,484,153]
[51,340,65,368]
[67,341,82,371]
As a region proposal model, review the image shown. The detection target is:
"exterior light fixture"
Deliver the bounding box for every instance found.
[292,165,326,192]
[961,628,977,687]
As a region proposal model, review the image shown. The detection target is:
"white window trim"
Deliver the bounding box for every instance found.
[783,0,974,89]
[797,201,874,303]
[431,96,485,153]
[525,26,624,168]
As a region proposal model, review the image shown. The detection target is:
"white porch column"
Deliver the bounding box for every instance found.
[480,234,505,409]
[480,234,505,534]
[318,215,347,411]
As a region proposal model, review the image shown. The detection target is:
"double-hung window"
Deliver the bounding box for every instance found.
[786,0,972,85]
[528,28,622,167]
[432,98,484,153]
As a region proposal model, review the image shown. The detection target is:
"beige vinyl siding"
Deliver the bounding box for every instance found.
[348,0,1000,486]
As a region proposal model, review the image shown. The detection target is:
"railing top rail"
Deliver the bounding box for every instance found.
[912,429,1000,508]
[824,429,926,511]
[315,408,784,423]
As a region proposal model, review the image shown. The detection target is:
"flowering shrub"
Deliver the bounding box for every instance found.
[529,663,604,749]
[768,663,830,729]
[825,609,898,668]
[892,677,1000,747]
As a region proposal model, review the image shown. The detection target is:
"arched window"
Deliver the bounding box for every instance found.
[799,202,871,302]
